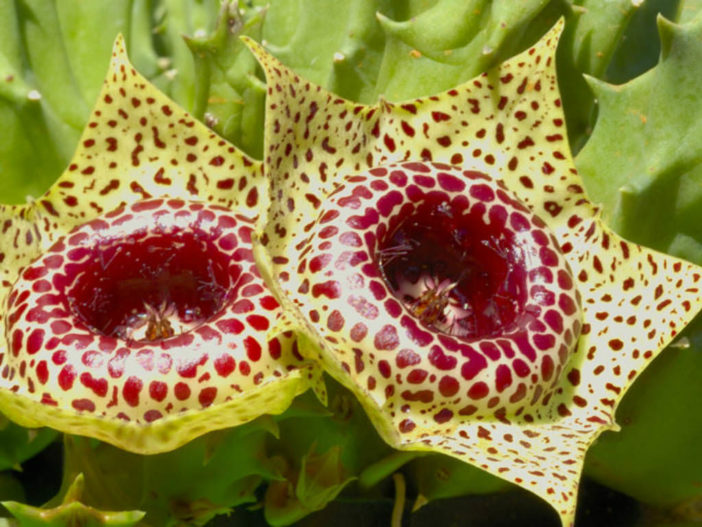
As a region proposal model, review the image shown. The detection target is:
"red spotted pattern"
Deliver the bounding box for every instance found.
[244,20,702,526]
[0,19,700,527]
[0,35,326,454]
[290,162,581,422]
[3,198,309,425]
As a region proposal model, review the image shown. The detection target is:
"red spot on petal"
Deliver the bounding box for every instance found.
[378,360,391,379]
[438,376,459,397]
[174,382,190,400]
[246,314,270,331]
[72,399,95,412]
[123,376,142,407]
[374,324,399,351]
[199,387,217,407]
[214,354,236,377]
[428,346,458,371]
[407,369,428,384]
[36,361,49,384]
[495,364,513,393]
[149,381,168,402]
[433,408,453,424]
[468,381,489,400]
[399,419,416,433]
[245,337,262,361]
[58,365,76,390]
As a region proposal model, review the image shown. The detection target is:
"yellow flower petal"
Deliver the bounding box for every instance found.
[0,35,320,454]
[245,19,702,525]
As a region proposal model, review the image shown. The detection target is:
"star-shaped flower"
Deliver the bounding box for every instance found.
[0,35,323,454]
[244,20,702,526]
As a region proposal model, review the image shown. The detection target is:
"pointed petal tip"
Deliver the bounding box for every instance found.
[310,371,328,406]
[239,34,256,47]
[110,32,128,58]
[548,16,566,40]
[240,36,287,78]
[108,33,131,79]
[240,35,267,60]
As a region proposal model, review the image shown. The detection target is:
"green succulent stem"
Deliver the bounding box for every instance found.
[358,451,425,489]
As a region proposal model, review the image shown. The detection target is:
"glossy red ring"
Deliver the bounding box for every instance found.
[291,162,582,428]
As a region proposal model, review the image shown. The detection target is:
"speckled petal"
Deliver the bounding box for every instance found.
[245,20,702,526]
[0,35,321,454]
[1,33,265,331]
[48,35,264,233]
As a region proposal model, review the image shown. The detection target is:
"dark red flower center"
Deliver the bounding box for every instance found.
[3,198,309,433]
[379,194,528,339]
[68,228,236,342]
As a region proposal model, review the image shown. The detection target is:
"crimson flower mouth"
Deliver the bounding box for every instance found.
[378,166,580,348]
[289,162,582,422]
[3,198,313,450]
[67,204,236,343]
[380,180,525,340]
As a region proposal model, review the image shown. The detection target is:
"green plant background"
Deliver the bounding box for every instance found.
[1,1,701,526]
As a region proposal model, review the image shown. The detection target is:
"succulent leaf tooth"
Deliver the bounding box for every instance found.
[3,473,145,527]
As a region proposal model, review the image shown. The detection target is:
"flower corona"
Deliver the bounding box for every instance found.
[286,162,582,426]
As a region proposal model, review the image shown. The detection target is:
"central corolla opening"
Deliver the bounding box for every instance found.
[69,228,236,342]
[379,196,528,339]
